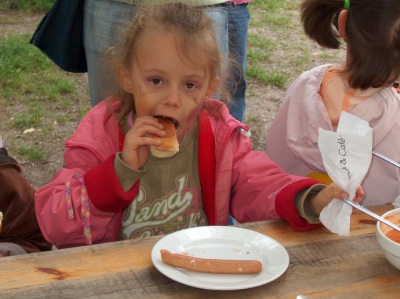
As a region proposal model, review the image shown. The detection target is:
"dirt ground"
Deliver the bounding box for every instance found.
[0,8,342,189]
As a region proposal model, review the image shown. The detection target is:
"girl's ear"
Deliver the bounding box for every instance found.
[205,76,221,99]
[116,64,133,93]
[338,9,348,39]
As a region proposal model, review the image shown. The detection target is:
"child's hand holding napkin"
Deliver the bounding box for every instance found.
[318,112,372,236]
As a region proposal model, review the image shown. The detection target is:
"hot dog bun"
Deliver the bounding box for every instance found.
[150,116,179,158]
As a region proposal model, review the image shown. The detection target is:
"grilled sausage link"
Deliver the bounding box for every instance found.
[160,249,262,274]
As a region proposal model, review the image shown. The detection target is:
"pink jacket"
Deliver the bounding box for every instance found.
[266,64,400,206]
[35,98,320,249]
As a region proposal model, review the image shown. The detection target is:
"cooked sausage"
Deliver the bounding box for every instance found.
[160,249,262,274]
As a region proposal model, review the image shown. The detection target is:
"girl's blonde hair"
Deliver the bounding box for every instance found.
[107,3,232,122]
[301,0,400,89]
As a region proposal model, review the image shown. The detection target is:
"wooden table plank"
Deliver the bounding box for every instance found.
[240,204,391,247]
[1,234,398,299]
[0,238,158,290]
[0,204,398,299]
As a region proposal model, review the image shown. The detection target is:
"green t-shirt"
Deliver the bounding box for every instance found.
[117,121,208,240]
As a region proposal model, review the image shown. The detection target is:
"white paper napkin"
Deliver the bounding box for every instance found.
[318,111,372,236]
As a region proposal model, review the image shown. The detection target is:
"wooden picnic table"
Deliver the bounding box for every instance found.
[0,204,398,298]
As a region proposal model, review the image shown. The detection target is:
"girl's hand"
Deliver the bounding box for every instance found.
[310,183,365,216]
[121,116,165,169]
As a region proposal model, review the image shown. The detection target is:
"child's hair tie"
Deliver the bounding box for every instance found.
[344,0,350,9]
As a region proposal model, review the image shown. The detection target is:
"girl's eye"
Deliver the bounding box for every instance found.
[185,82,197,90]
[150,78,163,85]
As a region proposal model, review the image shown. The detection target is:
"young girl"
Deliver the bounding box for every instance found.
[266,0,400,206]
[35,3,362,248]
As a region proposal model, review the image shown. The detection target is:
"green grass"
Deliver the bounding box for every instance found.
[13,103,44,128]
[261,13,296,29]
[0,34,80,104]
[0,0,54,11]
[247,34,274,50]
[246,65,289,88]
[255,0,298,11]
[246,1,302,88]
[17,145,45,161]
[0,30,88,161]
[0,35,76,102]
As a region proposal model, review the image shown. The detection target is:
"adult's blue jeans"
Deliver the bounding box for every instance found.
[83,0,228,106]
[227,3,250,123]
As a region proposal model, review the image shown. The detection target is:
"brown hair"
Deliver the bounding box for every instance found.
[301,0,400,89]
[107,3,231,122]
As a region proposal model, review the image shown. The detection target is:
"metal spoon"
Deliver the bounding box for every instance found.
[343,198,400,232]
[372,150,400,168]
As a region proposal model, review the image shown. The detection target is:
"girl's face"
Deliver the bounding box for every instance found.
[118,28,219,140]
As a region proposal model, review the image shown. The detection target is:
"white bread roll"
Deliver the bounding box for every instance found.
[150,116,179,158]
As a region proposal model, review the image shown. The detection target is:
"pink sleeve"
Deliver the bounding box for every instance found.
[229,149,303,223]
[275,179,323,231]
[229,146,322,230]
[34,167,117,248]
[34,150,139,248]
[84,155,139,212]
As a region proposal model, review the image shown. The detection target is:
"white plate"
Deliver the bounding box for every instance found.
[151,226,289,290]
